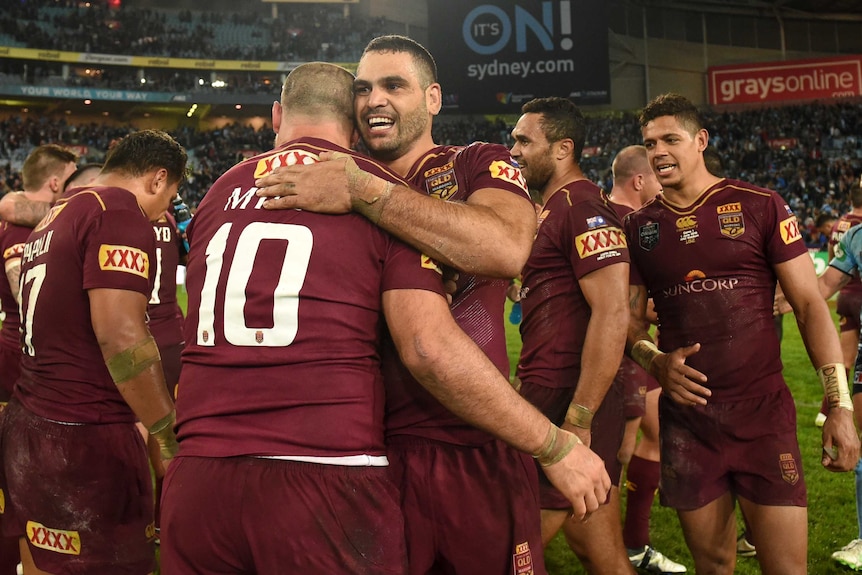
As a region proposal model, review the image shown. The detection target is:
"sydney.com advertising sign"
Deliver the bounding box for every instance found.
[428,0,610,113]
[708,56,862,106]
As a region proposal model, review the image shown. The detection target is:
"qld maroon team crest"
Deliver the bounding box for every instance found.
[779,453,799,485]
[638,222,659,251]
[717,203,745,238]
[424,162,458,201]
[512,541,533,575]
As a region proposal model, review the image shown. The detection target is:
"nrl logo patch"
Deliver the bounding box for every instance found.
[638,222,659,251]
[779,453,799,485]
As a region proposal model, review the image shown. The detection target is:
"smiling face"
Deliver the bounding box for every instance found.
[353,50,440,164]
[510,112,556,192]
[641,114,709,194]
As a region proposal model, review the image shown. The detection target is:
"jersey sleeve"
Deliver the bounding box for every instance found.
[460,143,530,202]
[764,193,808,265]
[83,208,156,296]
[565,196,629,280]
[381,238,445,296]
[830,224,862,276]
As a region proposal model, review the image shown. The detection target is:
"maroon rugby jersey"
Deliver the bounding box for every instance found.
[16,187,157,423]
[516,180,629,388]
[147,213,184,348]
[383,142,531,445]
[830,212,862,295]
[624,179,806,402]
[176,138,445,459]
[0,222,30,351]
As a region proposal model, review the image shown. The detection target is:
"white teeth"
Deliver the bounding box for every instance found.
[657,164,674,173]
[368,117,393,128]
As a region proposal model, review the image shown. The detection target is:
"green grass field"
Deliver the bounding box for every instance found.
[502,299,860,574]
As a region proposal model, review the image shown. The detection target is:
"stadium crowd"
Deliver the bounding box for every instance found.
[1,98,860,245]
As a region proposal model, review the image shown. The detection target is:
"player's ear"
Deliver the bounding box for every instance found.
[271,101,283,135]
[696,128,710,153]
[150,168,169,195]
[555,138,574,161]
[426,83,442,116]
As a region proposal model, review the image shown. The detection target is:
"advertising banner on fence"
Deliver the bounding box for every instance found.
[427,0,610,113]
[708,56,862,106]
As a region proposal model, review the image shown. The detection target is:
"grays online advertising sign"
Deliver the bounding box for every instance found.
[427,0,609,113]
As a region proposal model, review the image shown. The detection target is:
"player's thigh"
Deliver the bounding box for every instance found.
[736,497,806,575]
[676,493,737,575]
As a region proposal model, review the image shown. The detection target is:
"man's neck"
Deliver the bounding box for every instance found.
[540,165,587,206]
[378,134,438,178]
[661,174,722,207]
[23,187,55,204]
[850,207,862,217]
[608,186,639,211]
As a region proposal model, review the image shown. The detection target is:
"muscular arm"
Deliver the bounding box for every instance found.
[0,192,50,227]
[568,263,629,443]
[89,288,175,430]
[255,154,536,277]
[776,252,860,471]
[819,266,851,301]
[383,287,610,518]
[4,257,20,304]
[777,254,845,368]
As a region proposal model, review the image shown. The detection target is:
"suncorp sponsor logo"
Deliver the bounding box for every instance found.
[662,271,739,298]
[709,57,862,105]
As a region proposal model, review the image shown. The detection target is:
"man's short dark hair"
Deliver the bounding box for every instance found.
[102,130,187,185]
[520,97,585,162]
[363,35,438,89]
[639,93,704,136]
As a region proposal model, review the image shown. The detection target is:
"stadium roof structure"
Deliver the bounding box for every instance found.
[639,0,862,20]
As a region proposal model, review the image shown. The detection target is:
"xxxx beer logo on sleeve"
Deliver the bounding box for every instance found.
[488,160,527,191]
[420,254,443,275]
[98,244,149,278]
[26,521,81,555]
[2,242,24,260]
[779,216,802,245]
[575,226,627,259]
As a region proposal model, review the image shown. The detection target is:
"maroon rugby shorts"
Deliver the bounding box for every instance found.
[520,379,625,509]
[160,456,407,574]
[837,291,862,333]
[0,399,155,575]
[618,356,658,420]
[386,436,545,575]
[658,386,806,510]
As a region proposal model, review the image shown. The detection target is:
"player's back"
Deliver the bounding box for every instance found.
[178,137,431,460]
[16,187,155,424]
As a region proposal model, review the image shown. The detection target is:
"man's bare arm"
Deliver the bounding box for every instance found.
[775,253,860,471]
[0,193,50,227]
[4,258,20,304]
[255,154,536,278]
[90,288,177,464]
[383,288,610,519]
[567,263,629,445]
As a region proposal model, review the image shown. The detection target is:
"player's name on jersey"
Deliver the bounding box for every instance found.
[22,230,54,264]
[222,187,269,212]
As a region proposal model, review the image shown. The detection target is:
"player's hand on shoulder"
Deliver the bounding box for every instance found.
[543,439,610,522]
[256,151,353,214]
[653,343,710,406]
[821,407,861,472]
